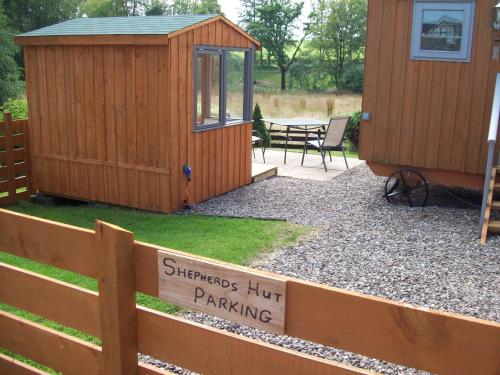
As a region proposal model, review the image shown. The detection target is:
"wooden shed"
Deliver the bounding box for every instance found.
[360,0,499,190]
[15,15,260,213]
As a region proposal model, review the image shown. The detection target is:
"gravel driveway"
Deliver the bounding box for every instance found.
[143,164,500,374]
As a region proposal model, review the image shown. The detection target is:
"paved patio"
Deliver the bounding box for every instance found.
[252,149,364,181]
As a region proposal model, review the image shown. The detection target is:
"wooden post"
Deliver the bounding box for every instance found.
[96,220,138,375]
[4,113,16,205]
[23,118,34,196]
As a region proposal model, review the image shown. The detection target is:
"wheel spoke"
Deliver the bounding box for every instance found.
[386,179,400,196]
[387,191,403,198]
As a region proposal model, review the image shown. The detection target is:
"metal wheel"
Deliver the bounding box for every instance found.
[384,169,429,207]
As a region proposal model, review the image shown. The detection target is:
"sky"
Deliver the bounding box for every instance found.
[218,0,313,30]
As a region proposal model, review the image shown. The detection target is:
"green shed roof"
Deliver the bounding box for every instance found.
[18,15,217,37]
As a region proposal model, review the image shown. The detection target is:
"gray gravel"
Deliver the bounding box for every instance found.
[141,164,500,374]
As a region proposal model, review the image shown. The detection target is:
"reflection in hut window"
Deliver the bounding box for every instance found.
[420,10,464,52]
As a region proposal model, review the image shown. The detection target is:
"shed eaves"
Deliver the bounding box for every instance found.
[18,15,217,37]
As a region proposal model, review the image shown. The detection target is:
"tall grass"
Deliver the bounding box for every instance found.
[227,91,362,120]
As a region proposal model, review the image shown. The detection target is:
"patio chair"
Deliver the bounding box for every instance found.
[252,129,266,163]
[301,116,350,172]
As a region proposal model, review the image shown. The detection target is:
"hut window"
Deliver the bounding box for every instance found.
[195,46,253,130]
[196,51,222,127]
[410,1,475,62]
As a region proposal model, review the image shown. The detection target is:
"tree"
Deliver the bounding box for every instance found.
[248,0,304,90]
[3,0,83,32]
[168,0,222,15]
[239,0,267,66]
[308,0,367,87]
[80,0,151,17]
[239,0,265,29]
[196,0,221,14]
[0,3,23,105]
[80,0,127,17]
[145,0,168,15]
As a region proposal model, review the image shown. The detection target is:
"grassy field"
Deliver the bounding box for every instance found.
[227,88,361,123]
[252,65,362,119]
[1,201,309,372]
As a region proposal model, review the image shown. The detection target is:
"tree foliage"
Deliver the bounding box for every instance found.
[308,0,366,87]
[80,0,152,17]
[0,3,23,105]
[3,0,83,32]
[247,0,304,90]
[145,0,168,15]
[239,0,265,29]
[80,0,126,17]
[168,0,221,15]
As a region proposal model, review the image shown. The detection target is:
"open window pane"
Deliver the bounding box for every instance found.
[421,10,464,52]
[196,53,221,126]
[226,51,247,124]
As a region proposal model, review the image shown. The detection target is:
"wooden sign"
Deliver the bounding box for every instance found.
[157,250,287,334]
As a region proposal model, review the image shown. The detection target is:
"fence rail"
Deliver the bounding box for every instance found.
[0,208,499,374]
[0,112,30,206]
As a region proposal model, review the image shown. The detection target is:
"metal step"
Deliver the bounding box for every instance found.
[488,220,500,232]
[492,201,500,210]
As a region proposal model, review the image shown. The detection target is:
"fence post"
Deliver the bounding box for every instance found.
[96,221,138,375]
[23,118,34,196]
[4,113,16,205]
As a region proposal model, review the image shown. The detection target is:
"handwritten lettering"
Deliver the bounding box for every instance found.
[158,251,286,334]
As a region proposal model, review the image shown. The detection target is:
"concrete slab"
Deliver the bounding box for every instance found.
[252,149,365,181]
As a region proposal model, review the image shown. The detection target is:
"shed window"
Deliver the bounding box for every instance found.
[195,46,253,130]
[410,1,475,62]
[196,52,222,126]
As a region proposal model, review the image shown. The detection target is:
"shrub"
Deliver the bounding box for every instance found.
[338,63,364,93]
[252,103,271,147]
[345,110,361,151]
[0,97,28,120]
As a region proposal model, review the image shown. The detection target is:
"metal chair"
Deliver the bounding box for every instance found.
[301,116,350,172]
[252,129,266,163]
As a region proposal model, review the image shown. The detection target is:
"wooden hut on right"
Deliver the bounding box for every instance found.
[359,0,500,241]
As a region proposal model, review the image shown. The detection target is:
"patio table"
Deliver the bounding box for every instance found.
[263,118,330,164]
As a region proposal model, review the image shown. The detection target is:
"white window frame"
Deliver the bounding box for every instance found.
[410,1,475,62]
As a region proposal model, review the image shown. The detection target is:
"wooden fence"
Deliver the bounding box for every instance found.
[0,113,30,206]
[0,208,499,374]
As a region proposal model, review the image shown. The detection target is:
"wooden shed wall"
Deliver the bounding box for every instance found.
[360,0,499,180]
[23,19,254,212]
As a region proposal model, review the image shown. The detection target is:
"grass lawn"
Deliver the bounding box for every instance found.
[1,200,309,372]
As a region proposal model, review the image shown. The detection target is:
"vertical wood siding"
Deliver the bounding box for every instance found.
[24,19,254,213]
[360,0,499,176]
